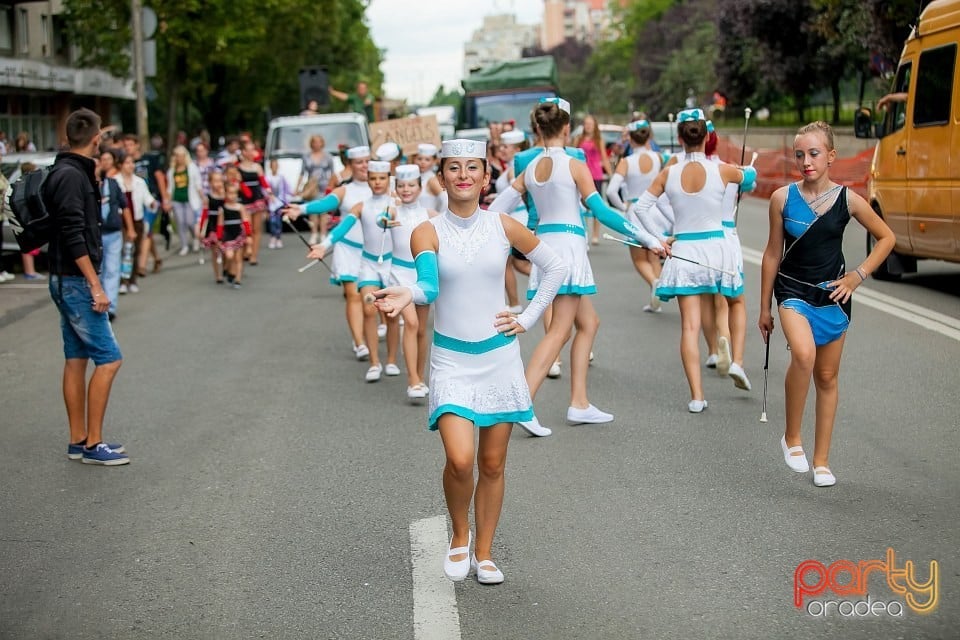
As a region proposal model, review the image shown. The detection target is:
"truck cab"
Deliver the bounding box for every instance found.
[459,56,559,135]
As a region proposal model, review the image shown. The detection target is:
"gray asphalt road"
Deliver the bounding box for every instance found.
[1,197,957,640]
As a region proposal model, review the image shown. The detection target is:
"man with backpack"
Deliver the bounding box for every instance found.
[45,108,129,465]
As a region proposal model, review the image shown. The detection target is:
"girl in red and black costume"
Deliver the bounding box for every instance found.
[219,169,252,289]
[237,139,272,265]
[199,170,226,283]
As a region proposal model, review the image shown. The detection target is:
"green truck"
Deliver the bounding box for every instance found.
[459,56,559,135]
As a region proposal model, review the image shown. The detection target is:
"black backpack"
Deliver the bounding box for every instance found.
[6,165,58,253]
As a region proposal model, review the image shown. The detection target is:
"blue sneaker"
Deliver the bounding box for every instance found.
[80,443,130,466]
[68,441,125,460]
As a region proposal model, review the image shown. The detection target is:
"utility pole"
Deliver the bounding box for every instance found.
[131,0,148,148]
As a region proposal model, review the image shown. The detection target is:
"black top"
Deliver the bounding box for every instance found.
[239,168,264,203]
[44,152,102,276]
[100,176,126,233]
[774,184,852,317]
[205,195,224,233]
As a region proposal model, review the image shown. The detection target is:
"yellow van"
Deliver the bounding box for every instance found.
[856,0,960,279]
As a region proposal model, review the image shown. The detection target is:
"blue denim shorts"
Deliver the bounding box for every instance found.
[49,275,122,365]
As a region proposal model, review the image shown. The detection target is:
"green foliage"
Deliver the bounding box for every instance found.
[63,1,131,78]
[428,86,463,110]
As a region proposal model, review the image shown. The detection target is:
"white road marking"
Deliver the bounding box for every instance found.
[741,247,960,342]
[410,516,462,640]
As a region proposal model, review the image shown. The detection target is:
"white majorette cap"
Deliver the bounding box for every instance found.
[441,139,487,159]
[346,145,370,159]
[677,108,706,123]
[417,143,438,157]
[376,142,401,162]
[368,160,391,174]
[501,130,526,145]
[627,119,649,131]
[395,164,420,181]
[539,96,571,114]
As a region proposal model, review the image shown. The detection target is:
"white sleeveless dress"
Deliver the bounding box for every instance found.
[387,202,430,287]
[711,155,745,275]
[426,209,534,430]
[357,193,394,289]
[418,169,441,211]
[624,149,672,239]
[524,147,595,299]
[330,180,370,285]
[655,153,744,300]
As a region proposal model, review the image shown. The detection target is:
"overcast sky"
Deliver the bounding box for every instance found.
[366,0,544,105]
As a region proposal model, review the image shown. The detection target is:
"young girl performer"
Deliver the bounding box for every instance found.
[370,139,566,584]
[384,164,437,400]
[496,129,530,313]
[199,170,226,283]
[284,146,372,360]
[218,180,251,289]
[632,108,755,412]
[237,139,273,265]
[489,98,664,434]
[415,143,447,212]
[606,120,666,312]
[759,121,894,487]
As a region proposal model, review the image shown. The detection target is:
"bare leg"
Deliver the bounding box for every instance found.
[725,294,746,366]
[400,306,424,386]
[569,297,599,409]
[438,415,476,557]
[677,295,704,401]
[628,246,656,287]
[811,336,846,468]
[778,308,817,450]
[700,293,718,357]
[474,423,512,562]
[343,282,365,348]
[360,285,381,366]
[84,360,122,446]
[714,294,731,345]
[526,295,578,399]
[250,211,263,263]
[416,305,430,381]
[64,359,88,444]
[385,315,400,367]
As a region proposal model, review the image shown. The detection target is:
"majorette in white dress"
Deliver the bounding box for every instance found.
[330,179,369,285]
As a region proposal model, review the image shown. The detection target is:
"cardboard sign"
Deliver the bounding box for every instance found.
[368,115,441,157]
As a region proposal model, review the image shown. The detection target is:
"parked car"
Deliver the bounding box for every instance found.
[2,152,58,255]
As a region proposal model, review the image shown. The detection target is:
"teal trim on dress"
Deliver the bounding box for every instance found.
[526,283,597,300]
[537,223,586,237]
[329,274,358,286]
[433,331,515,354]
[358,279,383,289]
[656,282,744,300]
[341,238,363,249]
[722,220,736,229]
[362,250,392,261]
[428,404,534,431]
[392,256,416,269]
[674,230,725,241]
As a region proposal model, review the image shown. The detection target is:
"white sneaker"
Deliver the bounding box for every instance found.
[642,304,662,313]
[275,239,283,248]
[813,466,837,487]
[178,246,189,256]
[547,361,562,378]
[688,399,708,413]
[129,283,140,294]
[566,404,613,424]
[407,384,427,401]
[0,270,13,282]
[192,238,201,252]
[118,283,128,295]
[472,554,504,585]
[728,362,752,390]
[365,363,383,382]
[268,237,277,249]
[443,531,471,581]
[781,436,810,473]
[650,280,661,311]
[384,363,401,376]
[309,232,319,245]
[517,416,552,437]
[353,344,370,360]
[716,336,732,376]
[377,323,387,339]
[705,354,719,369]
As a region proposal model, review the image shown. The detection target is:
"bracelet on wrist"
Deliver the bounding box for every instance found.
[854,267,866,281]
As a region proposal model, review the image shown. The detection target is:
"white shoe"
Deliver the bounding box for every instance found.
[781,436,810,473]
[377,323,387,339]
[384,363,401,376]
[589,351,595,363]
[192,238,201,252]
[275,239,283,248]
[688,399,708,413]
[268,237,277,249]
[517,416,552,437]
[728,362,752,390]
[716,336,732,376]
[179,246,189,256]
[118,283,128,295]
[353,344,370,360]
[472,554,504,585]
[128,283,140,294]
[507,304,523,314]
[567,404,613,424]
[443,531,471,581]
[407,384,427,401]
[547,361,562,378]
[705,354,719,369]
[309,232,319,245]
[813,466,837,487]
[642,304,662,313]
[650,280,661,311]
[0,270,13,282]
[365,363,382,382]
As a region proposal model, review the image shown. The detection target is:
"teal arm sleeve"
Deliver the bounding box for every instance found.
[325,214,357,246]
[740,166,757,193]
[302,193,341,215]
[585,191,639,238]
[409,251,439,305]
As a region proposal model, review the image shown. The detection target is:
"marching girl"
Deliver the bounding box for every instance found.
[370,139,567,584]
[383,164,438,401]
[759,121,894,487]
[218,179,251,289]
[490,98,664,434]
[606,119,668,313]
[632,108,754,413]
[237,139,273,265]
[496,129,531,313]
[285,146,372,361]
[199,170,225,283]
[414,143,446,212]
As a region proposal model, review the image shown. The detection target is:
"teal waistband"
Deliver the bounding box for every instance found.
[537,223,586,237]
[433,331,515,354]
[362,250,392,261]
[392,256,415,269]
[722,220,736,229]
[674,230,725,241]
[342,238,363,249]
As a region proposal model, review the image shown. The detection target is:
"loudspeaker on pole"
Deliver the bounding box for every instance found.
[299,67,329,109]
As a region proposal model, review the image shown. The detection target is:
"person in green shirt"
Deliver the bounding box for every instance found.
[329,81,375,121]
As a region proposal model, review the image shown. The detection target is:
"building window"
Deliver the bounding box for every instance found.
[17,7,27,54]
[51,14,68,61]
[0,6,12,52]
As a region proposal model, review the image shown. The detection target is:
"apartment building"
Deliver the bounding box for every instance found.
[1,1,133,152]
[463,14,539,76]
